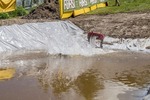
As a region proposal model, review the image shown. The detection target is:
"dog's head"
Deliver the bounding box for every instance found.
[88,31,105,41]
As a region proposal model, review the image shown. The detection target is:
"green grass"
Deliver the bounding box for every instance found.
[8,6,28,18]
[89,0,150,15]
[0,7,28,19]
[0,13,10,19]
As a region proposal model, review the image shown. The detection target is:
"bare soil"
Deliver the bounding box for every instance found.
[23,1,59,19]
[1,11,150,38]
[69,12,150,38]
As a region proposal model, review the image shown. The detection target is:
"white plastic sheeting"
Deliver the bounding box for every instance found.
[0,21,107,56]
[0,21,150,56]
[104,37,150,53]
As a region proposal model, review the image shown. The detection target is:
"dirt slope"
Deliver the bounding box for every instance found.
[1,11,150,38]
[69,12,150,38]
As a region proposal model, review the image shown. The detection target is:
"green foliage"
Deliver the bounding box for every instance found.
[0,7,28,19]
[15,6,28,16]
[9,6,28,17]
[0,13,10,19]
[88,0,150,15]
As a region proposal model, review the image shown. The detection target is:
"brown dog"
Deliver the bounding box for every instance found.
[88,32,105,48]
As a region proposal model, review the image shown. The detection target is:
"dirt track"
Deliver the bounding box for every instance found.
[0,12,150,38]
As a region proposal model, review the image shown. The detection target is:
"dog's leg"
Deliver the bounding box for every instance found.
[100,39,103,48]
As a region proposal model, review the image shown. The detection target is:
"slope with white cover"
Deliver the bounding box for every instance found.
[0,21,150,56]
[0,21,107,56]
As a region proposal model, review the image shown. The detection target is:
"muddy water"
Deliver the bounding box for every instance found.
[0,52,150,100]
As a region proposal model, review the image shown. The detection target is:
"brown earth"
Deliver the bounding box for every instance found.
[22,1,59,19]
[69,12,150,38]
[0,11,150,38]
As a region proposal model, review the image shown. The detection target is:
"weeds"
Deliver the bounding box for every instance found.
[0,7,28,19]
[14,6,28,16]
[0,13,10,19]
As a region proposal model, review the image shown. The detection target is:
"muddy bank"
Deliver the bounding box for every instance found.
[0,12,150,38]
[69,12,150,38]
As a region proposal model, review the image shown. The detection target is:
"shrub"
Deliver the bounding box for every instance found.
[15,6,28,16]
[7,7,28,18]
[0,7,28,19]
[0,13,10,19]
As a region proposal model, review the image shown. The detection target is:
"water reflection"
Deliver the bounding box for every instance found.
[37,68,103,100]
[75,69,103,100]
[0,68,15,80]
[0,52,150,100]
[114,65,150,87]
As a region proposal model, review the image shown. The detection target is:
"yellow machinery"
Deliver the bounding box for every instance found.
[0,0,16,13]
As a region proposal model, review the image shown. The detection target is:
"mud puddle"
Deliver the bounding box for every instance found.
[0,52,150,100]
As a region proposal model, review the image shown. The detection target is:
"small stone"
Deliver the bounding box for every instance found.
[142,25,148,29]
[146,46,150,49]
